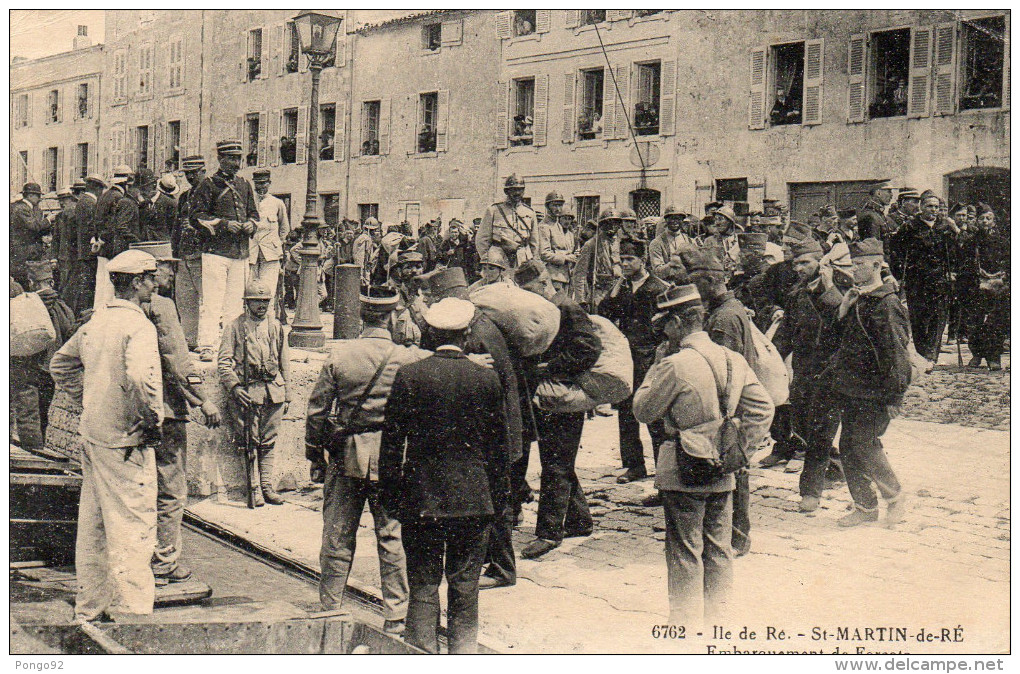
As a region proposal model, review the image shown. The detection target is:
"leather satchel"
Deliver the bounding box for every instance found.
[325,347,394,456]
[674,347,746,487]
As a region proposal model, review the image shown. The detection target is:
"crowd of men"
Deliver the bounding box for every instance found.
[10,145,1010,652]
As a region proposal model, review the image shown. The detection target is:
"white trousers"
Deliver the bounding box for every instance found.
[75,441,157,620]
[94,256,114,310]
[198,253,248,353]
[250,257,281,314]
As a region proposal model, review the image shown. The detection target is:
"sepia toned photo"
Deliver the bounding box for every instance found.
[8,8,1010,661]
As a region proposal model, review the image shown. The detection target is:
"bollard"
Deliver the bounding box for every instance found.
[333,263,362,340]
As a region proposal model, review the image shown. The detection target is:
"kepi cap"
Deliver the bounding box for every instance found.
[425,267,468,298]
[424,297,474,331]
[849,238,885,259]
[181,155,206,171]
[216,139,244,156]
[252,169,271,183]
[783,221,813,242]
[107,249,157,274]
[897,188,920,200]
[396,250,424,266]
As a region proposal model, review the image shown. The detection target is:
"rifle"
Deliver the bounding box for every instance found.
[240,322,258,508]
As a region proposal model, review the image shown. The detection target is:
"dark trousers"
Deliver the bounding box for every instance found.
[618,348,666,471]
[483,494,516,584]
[838,396,901,511]
[731,472,750,554]
[402,516,489,655]
[798,389,842,499]
[969,289,1009,363]
[62,258,97,317]
[153,419,188,575]
[767,404,800,458]
[11,364,54,450]
[906,281,950,361]
[534,409,592,542]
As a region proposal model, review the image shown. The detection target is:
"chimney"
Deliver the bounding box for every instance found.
[73,25,92,50]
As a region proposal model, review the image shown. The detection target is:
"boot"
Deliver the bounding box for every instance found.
[987,357,1002,372]
[257,446,282,504]
[252,487,265,507]
[799,496,820,513]
[837,506,878,528]
[262,485,285,505]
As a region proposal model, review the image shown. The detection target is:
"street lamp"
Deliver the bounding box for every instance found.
[288,10,342,349]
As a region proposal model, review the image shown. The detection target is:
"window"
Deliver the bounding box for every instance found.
[136,126,149,170]
[581,10,606,26]
[769,42,805,125]
[286,22,300,73]
[960,16,1005,111]
[281,108,298,164]
[869,29,910,118]
[322,193,340,231]
[417,92,439,153]
[76,83,89,119]
[138,44,153,95]
[16,93,29,128]
[319,104,336,160]
[634,62,661,135]
[631,188,661,220]
[248,28,263,81]
[514,10,536,36]
[716,178,749,203]
[169,38,184,90]
[361,100,381,155]
[74,143,89,181]
[359,203,379,222]
[44,147,58,193]
[17,151,28,187]
[114,50,127,100]
[422,23,442,51]
[575,196,600,226]
[511,78,535,146]
[47,89,59,124]
[245,113,260,167]
[579,68,605,139]
[167,121,181,171]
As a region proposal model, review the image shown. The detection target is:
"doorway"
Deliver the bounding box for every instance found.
[945,167,1010,235]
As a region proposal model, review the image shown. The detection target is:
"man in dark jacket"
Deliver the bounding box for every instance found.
[190,140,258,360]
[63,176,104,315]
[598,238,669,482]
[772,238,847,511]
[93,165,141,308]
[823,238,910,528]
[10,182,50,288]
[380,297,509,654]
[52,188,79,293]
[421,267,524,589]
[140,172,178,242]
[173,156,207,350]
[515,260,601,560]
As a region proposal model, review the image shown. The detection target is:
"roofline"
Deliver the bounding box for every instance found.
[10,43,105,68]
[355,9,468,35]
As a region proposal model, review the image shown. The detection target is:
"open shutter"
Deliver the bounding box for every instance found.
[602,67,616,139]
[748,46,767,129]
[180,118,189,157]
[154,122,165,172]
[441,19,463,46]
[68,144,77,184]
[269,111,280,166]
[380,98,392,155]
[495,80,509,149]
[933,22,957,116]
[907,26,933,118]
[257,111,268,166]
[533,74,549,146]
[495,12,512,39]
[88,143,97,178]
[260,26,270,79]
[562,71,576,143]
[536,10,552,34]
[241,31,250,83]
[333,102,345,161]
[847,33,867,123]
[1004,14,1010,110]
[436,89,450,152]
[127,127,138,171]
[87,82,95,118]
[607,10,632,22]
[612,64,629,138]
[236,115,244,156]
[57,88,64,123]
[659,59,676,136]
[145,126,153,169]
[803,38,824,125]
[56,146,64,189]
[296,105,308,163]
[564,10,581,29]
[273,23,284,76]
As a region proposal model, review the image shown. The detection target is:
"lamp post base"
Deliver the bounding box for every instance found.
[288,221,326,350]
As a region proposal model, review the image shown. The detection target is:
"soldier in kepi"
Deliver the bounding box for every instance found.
[218,281,291,507]
[476,174,539,269]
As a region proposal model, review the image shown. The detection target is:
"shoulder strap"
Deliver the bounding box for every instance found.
[338,345,395,428]
[685,345,738,420]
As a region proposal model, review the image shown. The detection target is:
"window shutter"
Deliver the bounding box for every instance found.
[933,22,957,116]
[154,121,165,172]
[803,38,824,125]
[273,23,284,76]
[602,68,616,139]
[258,111,268,166]
[495,12,512,39]
[57,88,64,123]
[127,127,138,171]
[268,111,279,166]
[607,10,632,22]
[57,146,64,189]
[847,33,867,123]
[611,64,629,138]
[536,10,552,34]
[441,19,463,46]
[659,58,677,136]
[564,10,581,29]
[260,27,270,79]
[562,72,576,143]
[534,74,549,146]
[436,89,450,152]
[88,143,97,178]
[296,105,308,163]
[495,80,510,149]
[1003,14,1010,110]
[87,81,95,118]
[146,128,154,170]
[237,115,244,155]
[907,26,933,118]
[412,95,420,153]
[241,31,250,83]
[333,102,345,161]
[380,97,392,155]
[180,118,189,157]
[748,46,767,129]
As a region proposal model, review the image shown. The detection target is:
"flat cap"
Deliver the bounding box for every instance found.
[243,280,273,299]
[71,181,87,193]
[919,189,939,202]
[360,284,399,310]
[252,168,272,182]
[21,182,42,195]
[130,240,178,262]
[216,139,244,156]
[396,250,424,266]
[181,155,206,171]
[656,283,702,312]
[790,238,824,259]
[426,267,468,297]
[849,237,885,259]
[619,238,646,258]
[514,259,548,286]
[107,249,157,274]
[111,164,134,184]
[424,297,474,331]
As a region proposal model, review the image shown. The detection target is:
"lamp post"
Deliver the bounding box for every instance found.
[288,10,342,349]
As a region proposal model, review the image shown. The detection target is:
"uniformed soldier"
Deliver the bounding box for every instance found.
[352,217,381,284]
[468,246,511,294]
[249,169,290,315]
[10,182,51,289]
[537,191,577,292]
[70,180,87,198]
[476,174,539,268]
[52,187,79,292]
[649,205,695,284]
[63,176,105,315]
[218,281,290,506]
[857,180,895,242]
[702,205,743,274]
[139,170,177,242]
[571,207,624,310]
[93,165,140,309]
[173,156,207,350]
[542,190,566,224]
[391,249,427,346]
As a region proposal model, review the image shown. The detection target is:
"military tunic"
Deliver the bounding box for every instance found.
[476,199,539,268]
